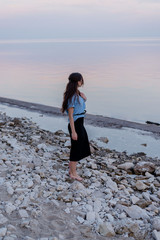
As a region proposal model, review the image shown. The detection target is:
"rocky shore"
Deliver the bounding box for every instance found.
[0,112,160,240]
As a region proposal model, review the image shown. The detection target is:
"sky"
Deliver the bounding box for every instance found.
[0,0,160,40]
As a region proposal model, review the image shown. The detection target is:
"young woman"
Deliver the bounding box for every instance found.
[62,72,91,181]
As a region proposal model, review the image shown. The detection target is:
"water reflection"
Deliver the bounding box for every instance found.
[0,39,160,123]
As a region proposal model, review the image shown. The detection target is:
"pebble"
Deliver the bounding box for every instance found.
[98,222,115,237]
[0,227,7,237]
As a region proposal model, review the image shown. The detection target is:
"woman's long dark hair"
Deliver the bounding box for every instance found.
[61,72,84,113]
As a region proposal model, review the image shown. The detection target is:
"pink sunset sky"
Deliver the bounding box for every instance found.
[0,0,160,40]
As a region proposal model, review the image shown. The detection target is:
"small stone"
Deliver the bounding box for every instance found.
[153,230,160,240]
[106,176,118,192]
[136,199,151,208]
[27,180,34,188]
[142,192,151,201]
[153,217,160,231]
[19,209,29,218]
[134,161,155,174]
[118,162,134,171]
[64,208,70,214]
[5,203,16,215]
[157,191,160,198]
[64,140,70,147]
[130,195,140,204]
[98,222,115,237]
[0,227,7,237]
[155,167,160,176]
[0,214,8,224]
[136,180,147,190]
[77,216,84,224]
[86,211,96,223]
[7,186,14,195]
[125,205,149,220]
[98,137,109,143]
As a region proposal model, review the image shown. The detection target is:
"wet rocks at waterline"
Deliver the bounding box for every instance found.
[0,113,159,240]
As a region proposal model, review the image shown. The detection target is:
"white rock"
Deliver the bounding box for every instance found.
[125,205,149,220]
[157,191,160,199]
[142,192,150,201]
[64,140,70,147]
[86,211,96,223]
[118,162,134,170]
[19,209,29,218]
[64,208,70,214]
[7,224,17,232]
[0,214,8,224]
[70,181,85,191]
[130,195,140,204]
[90,163,97,169]
[136,180,147,190]
[153,217,160,231]
[5,203,16,215]
[86,204,93,212]
[106,177,118,192]
[7,186,14,195]
[106,214,114,222]
[77,216,84,224]
[153,230,160,240]
[155,167,160,176]
[0,177,5,185]
[27,180,34,188]
[0,227,7,237]
[83,169,92,178]
[56,185,64,191]
[98,222,115,237]
[119,212,126,219]
[94,199,102,212]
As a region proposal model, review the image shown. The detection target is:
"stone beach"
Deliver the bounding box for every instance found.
[0,112,160,240]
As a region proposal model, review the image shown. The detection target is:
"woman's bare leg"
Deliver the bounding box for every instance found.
[69,161,82,181]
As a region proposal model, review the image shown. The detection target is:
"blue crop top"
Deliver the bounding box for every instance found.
[66,94,86,121]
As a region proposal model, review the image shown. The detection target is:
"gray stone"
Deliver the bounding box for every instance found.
[134,161,155,174]
[5,203,16,215]
[0,227,7,237]
[86,211,96,223]
[0,214,8,225]
[153,217,160,231]
[155,167,160,176]
[153,230,160,240]
[98,222,115,237]
[135,180,147,190]
[118,162,134,171]
[19,209,29,218]
[130,195,140,204]
[106,176,118,192]
[125,205,149,220]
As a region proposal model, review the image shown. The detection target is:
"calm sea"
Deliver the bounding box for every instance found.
[0,38,160,123]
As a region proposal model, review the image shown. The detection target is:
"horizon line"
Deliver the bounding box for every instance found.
[0,37,160,44]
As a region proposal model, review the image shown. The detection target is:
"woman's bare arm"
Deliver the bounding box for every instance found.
[68,107,78,140]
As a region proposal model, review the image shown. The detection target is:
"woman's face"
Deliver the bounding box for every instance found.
[77,79,83,87]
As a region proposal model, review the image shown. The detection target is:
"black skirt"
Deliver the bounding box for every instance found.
[68,117,91,161]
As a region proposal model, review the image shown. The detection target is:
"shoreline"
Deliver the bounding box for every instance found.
[0,96,160,135]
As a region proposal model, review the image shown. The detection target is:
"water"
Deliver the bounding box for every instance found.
[0,38,160,123]
[1,103,160,158]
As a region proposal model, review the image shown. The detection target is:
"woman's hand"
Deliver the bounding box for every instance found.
[80,92,87,101]
[72,132,78,140]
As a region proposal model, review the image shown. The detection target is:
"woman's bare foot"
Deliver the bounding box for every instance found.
[70,173,83,181]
